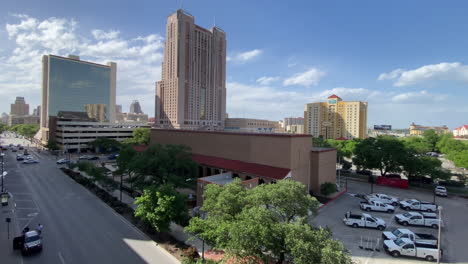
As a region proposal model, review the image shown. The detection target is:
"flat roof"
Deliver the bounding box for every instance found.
[49,54,110,68]
[151,128,312,138]
[200,172,234,186]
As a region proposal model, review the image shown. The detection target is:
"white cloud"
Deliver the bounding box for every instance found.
[391,90,447,103]
[318,87,381,101]
[378,62,468,86]
[228,49,262,62]
[91,29,120,40]
[283,68,326,87]
[256,76,280,85]
[0,15,164,115]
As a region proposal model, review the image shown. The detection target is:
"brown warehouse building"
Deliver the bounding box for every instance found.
[150,129,337,205]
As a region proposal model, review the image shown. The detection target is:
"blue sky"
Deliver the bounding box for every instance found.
[0,0,467,129]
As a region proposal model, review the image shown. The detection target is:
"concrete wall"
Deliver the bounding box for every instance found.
[310,148,337,194]
[151,129,313,190]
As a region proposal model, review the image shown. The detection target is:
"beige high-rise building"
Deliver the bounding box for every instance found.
[304,95,367,139]
[10,97,29,116]
[85,104,107,122]
[155,10,227,130]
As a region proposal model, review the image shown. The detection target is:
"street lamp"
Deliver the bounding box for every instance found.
[1,153,5,193]
[437,206,442,264]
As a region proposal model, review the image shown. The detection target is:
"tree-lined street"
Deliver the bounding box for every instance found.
[0,134,178,264]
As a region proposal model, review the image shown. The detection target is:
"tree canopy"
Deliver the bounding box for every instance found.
[10,124,39,139]
[123,127,150,145]
[185,179,350,264]
[45,139,60,151]
[134,184,188,232]
[87,137,122,152]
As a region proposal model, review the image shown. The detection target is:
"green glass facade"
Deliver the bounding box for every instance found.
[48,56,111,119]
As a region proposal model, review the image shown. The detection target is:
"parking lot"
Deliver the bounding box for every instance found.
[311,179,468,264]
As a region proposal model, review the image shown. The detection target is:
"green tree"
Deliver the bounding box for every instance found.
[133,127,150,145]
[422,129,440,152]
[313,136,331,148]
[130,144,198,189]
[403,136,431,154]
[446,150,468,168]
[0,124,7,134]
[134,184,188,232]
[45,139,60,151]
[10,124,39,139]
[185,179,350,264]
[402,154,449,181]
[353,136,407,176]
[88,137,122,153]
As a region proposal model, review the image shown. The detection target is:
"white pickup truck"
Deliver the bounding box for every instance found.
[360,200,395,213]
[399,199,437,212]
[383,238,441,262]
[395,212,441,229]
[382,228,438,246]
[342,211,386,230]
[366,193,399,206]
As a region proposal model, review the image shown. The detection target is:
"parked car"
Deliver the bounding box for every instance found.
[342,211,386,230]
[56,158,70,164]
[383,238,441,261]
[11,148,17,152]
[360,200,395,213]
[382,228,438,246]
[400,199,437,212]
[108,153,119,160]
[13,230,43,256]
[88,156,100,160]
[395,212,441,229]
[19,147,24,150]
[434,186,447,197]
[356,169,372,176]
[16,154,24,161]
[22,159,39,164]
[79,155,91,160]
[366,193,399,206]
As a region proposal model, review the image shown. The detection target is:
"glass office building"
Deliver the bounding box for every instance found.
[41,55,116,128]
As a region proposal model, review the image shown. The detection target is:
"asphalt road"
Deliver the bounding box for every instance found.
[1,134,179,264]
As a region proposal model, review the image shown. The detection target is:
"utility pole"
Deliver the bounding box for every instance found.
[1,152,4,193]
[436,206,442,264]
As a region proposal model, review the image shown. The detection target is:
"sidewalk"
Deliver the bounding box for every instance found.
[78,167,209,253]
[0,194,21,264]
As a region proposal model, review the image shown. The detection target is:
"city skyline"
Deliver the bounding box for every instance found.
[0,1,467,128]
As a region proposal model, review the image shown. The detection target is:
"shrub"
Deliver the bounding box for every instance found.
[320,182,337,196]
[438,180,465,188]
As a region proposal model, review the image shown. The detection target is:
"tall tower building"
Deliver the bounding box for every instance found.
[129,100,143,114]
[10,97,29,116]
[304,95,368,139]
[41,54,116,143]
[155,9,227,129]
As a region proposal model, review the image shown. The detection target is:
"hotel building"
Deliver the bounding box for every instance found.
[304,95,368,139]
[155,10,227,130]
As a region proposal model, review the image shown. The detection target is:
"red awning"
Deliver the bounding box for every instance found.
[193,154,290,180]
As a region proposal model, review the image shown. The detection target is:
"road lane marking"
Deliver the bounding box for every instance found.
[58,252,66,264]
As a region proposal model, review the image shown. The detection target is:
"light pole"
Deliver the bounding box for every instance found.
[1,152,4,193]
[437,206,442,264]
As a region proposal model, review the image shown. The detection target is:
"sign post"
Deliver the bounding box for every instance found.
[6,217,11,239]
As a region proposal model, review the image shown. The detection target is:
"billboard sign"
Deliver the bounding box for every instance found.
[374,125,392,130]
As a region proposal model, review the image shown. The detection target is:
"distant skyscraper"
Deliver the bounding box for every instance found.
[32,105,41,116]
[304,95,368,139]
[115,105,122,114]
[10,97,29,116]
[155,9,227,129]
[41,54,116,129]
[86,104,107,122]
[129,100,143,114]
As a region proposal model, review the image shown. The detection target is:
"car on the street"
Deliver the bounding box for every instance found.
[88,156,100,160]
[366,193,399,206]
[19,146,24,150]
[343,211,386,230]
[435,186,447,197]
[383,238,441,261]
[56,158,70,164]
[13,230,43,255]
[16,154,24,160]
[360,200,395,213]
[107,153,119,160]
[395,212,441,229]
[400,199,437,212]
[382,228,438,246]
[11,148,17,152]
[22,159,39,164]
[79,155,91,160]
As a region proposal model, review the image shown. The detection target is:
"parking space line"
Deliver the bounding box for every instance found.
[16,207,39,210]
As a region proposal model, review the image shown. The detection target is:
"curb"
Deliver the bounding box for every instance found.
[319,188,347,209]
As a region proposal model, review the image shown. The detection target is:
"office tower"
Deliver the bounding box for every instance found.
[10,97,29,116]
[41,54,116,129]
[129,100,143,114]
[155,9,227,129]
[85,104,107,122]
[32,105,41,116]
[304,95,368,139]
[115,105,122,114]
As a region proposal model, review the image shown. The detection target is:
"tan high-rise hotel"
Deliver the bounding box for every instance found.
[304,95,367,139]
[155,10,227,129]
